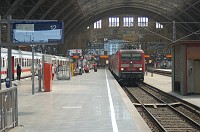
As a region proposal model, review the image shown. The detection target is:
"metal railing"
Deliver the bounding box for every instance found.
[0,87,18,131]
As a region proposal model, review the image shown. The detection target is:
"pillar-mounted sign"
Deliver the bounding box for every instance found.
[12,21,64,45]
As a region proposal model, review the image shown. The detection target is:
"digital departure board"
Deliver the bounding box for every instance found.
[12,21,64,45]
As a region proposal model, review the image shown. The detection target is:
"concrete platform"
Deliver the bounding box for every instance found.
[144,72,200,107]
[7,69,151,132]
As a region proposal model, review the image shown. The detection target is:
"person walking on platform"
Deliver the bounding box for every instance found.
[57,63,62,73]
[16,63,21,81]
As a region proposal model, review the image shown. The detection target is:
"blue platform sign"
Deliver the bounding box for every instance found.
[12,21,64,45]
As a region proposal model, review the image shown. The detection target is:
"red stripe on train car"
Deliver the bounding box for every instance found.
[1,68,31,75]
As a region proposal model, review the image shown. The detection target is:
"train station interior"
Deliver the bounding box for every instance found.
[0,1,200,132]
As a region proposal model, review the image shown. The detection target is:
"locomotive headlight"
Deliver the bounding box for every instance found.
[139,68,142,71]
[121,68,124,71]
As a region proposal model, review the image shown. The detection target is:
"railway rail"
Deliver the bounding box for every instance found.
[122,83,200,131]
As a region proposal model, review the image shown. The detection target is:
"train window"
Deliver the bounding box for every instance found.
[121,54,131,60]
[121,53,142,61]
[22,58,25,67]
[25,58,27,67]
[15,58,18,67]
[17,58,19,65]
[28,59,32,66]
[132,53,142,60]
[19,58,22,66]
[30,59,32,66]
[15,58,16,66]
[26,58,28,66]
[2,58,5,67]
[15,58,17,66]
[27,59,29,66]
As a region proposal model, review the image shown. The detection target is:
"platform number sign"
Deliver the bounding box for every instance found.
[50,25,57,30]
[12,21,64,45]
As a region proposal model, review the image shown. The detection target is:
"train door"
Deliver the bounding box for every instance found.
[187,60,195,94]
[187,60,200,94]
[194,60,200,93]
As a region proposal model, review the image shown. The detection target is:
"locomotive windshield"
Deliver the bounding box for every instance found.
[121,53,142,61]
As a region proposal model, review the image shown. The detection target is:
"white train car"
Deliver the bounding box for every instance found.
[1,48,68,80]
[52,56,69,66]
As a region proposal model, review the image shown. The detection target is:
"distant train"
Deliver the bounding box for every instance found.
[1,48,68,80]
[109,49,145,85]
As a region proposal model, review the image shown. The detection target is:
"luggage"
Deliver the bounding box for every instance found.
[93,64,97,72]
[84,66,89,73]
[94,67,97,72]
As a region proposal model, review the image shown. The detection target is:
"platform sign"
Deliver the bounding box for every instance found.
[12,21,64,45]
[69,49,82,56]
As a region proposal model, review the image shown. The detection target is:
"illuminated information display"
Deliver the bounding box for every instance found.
[12,21,64,44]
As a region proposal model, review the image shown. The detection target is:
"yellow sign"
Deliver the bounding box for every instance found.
[144,55,150,58]
[166,54,172,58]
[100,55,109,59]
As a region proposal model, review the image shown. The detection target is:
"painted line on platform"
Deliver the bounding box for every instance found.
[105,69,119,132]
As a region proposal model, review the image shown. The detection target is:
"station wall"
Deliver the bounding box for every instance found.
[173,41,200,95]
[187,46,200,94]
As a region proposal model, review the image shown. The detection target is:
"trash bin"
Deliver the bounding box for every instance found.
[5,77,10,88]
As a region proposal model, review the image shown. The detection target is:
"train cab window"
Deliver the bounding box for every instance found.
[121,53,142,61]
[121,54,131,60]
[132,53,142,60]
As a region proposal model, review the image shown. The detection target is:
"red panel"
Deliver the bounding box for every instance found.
[44,63,52,92]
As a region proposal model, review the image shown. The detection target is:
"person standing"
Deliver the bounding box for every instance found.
[17,63,21,81]
[37,60,42,79]
[52,64,55,80]
[37,60,42,92]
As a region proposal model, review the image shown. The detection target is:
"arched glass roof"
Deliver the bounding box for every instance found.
[0,0,200,53]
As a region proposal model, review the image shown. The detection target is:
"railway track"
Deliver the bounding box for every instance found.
[123,83,200,131]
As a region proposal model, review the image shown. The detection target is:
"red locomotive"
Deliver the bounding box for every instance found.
[109,49,145,85]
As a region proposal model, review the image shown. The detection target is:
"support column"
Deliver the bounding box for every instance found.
[7,15,12,87]
[172,21,176,92]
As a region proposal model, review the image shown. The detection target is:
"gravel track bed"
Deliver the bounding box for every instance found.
[127,87,161,104]
[124,85,200,131]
